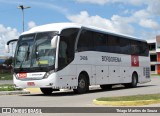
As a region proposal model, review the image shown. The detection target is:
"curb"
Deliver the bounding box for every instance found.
[93,99,160,106]
[0,90,30,95]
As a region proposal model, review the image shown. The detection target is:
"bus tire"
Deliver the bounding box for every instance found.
[73,74,89,94]
[40,88,53,95]
[100,85,112,90]
[125,73,138,88]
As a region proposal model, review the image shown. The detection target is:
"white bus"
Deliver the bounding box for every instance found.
[6,23,151,95]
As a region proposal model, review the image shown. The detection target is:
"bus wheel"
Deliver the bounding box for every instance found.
[100,85,112,90]
[125,73,138,88]
[40,88,53,95]
[73,74,89,94]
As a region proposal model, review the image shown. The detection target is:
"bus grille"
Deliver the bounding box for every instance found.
[143,67,150,78]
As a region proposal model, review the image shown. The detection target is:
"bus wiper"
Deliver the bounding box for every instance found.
[19,46,29,70]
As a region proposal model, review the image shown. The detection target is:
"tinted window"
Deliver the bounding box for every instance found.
[77,30,94,52]
[77,29,148,56]
[119,37,131,54]
[58,28,79,70]
[130,40,140,55]
[94,32,108,52]
[140,42,149,56]
[130,40,149,56]
[108,35,120,53]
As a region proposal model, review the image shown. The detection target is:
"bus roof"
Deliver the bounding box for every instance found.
[22,22,81,35]
[22,22,146,43]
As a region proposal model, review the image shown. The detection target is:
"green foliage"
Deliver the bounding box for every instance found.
[0,73,12,80]
[151,74,160,76]
[0,84,22,91]
[4,57,13,66]
[97,93,160,101]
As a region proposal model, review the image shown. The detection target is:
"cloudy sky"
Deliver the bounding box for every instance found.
[0,0,160,56]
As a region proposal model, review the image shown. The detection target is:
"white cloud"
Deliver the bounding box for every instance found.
[0,24,19,56]
[67,11,135,35]
[132,9,160,30]
[140,30,160,40]
[139,19,160,30]
[76,0,111,5]
[71,0,160,40]
[133,10,150,19]
[76,0,148,5]
[147,0,160,15]
[31,1,69,15]
[28,21,37,29]
[76,0,160,16]
[128,0,148,6]
[67,9,160,39]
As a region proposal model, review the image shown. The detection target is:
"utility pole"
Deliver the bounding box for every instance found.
[18,5,31,32]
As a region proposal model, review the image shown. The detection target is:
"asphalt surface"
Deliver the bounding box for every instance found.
[0,80,13,85]
[0,76,160,107]
[0,76,160,116]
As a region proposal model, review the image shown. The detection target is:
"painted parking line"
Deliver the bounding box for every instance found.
[25,88,41,93]
[93,99,160,106]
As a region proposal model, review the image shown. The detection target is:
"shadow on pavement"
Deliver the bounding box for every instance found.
[21,84,156,97]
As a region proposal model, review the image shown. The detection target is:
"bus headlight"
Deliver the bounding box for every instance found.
[43,70,55,79]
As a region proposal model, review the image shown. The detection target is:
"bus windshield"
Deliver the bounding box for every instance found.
[14,32,57,69]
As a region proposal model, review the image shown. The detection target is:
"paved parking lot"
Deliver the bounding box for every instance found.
[0,76,160,107]
[0,76,160,116]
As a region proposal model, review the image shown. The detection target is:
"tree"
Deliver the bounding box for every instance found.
[4,57,13,66]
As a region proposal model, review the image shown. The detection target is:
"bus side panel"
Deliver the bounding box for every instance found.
[57,64,78,88]
[108,66,120,84]
[95,65,109,85]
[120,67,131,83]
[127,56,150,84]
[119,54,132,84]
[74,52,94,85]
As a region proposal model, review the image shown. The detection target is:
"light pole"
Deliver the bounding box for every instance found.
[18,5,31,32]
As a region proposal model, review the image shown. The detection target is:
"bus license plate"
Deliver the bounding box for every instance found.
[27,82,35,86]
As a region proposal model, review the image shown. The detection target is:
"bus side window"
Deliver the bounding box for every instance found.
[58,28,79,71]
[131,40,140,55]
[59,39,68,68]
[59,40,67,58]
[119,37,131,54]
[139,42,149,56]
[108,35,120,53]
[77,30,94,52]
[94,32,107,52]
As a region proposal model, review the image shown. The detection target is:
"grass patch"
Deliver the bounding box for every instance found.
[0,84,22,91]
[97,93,160,101]
[0,73,12,80]
[151,74,160,76]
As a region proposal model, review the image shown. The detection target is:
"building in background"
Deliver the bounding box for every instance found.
[147,35,160,74]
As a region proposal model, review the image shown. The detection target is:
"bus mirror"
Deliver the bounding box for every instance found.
[5,39,18,53]
[51,35,58,48]
[5,44,10,53]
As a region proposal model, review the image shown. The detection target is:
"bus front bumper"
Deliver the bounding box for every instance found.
[13,73,58,89]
